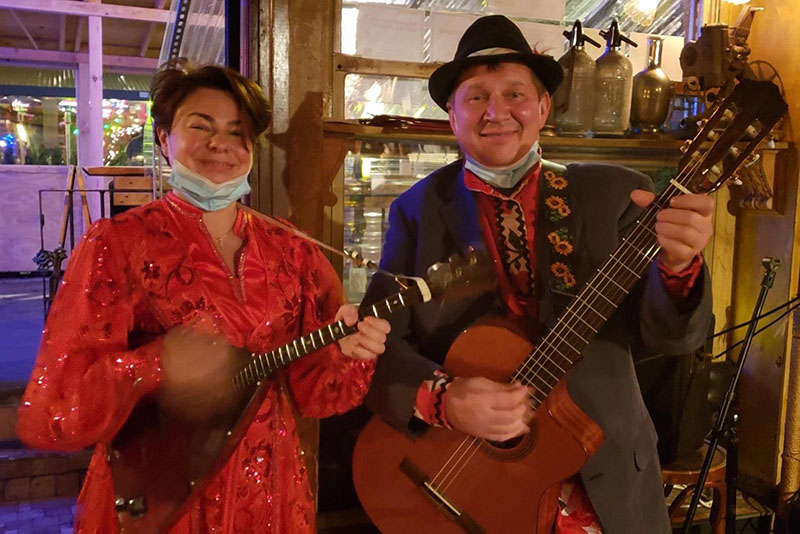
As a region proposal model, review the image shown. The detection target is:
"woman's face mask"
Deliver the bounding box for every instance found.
[168,158,251,211]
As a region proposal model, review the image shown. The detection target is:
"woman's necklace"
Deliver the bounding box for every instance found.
[210,227,234,247]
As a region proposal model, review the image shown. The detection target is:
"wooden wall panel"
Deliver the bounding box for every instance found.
[719,1,800,501]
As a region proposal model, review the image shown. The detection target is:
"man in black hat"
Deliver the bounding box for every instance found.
[361,14,713,532]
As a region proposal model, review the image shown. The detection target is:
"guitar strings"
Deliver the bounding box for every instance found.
[427,149,715,499]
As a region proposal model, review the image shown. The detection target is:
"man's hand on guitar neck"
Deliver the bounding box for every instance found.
[445,377,533,442]
[630,190,714,272]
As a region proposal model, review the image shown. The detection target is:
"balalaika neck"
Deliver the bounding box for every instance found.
[516,177,692,405]
[232,281,426,391]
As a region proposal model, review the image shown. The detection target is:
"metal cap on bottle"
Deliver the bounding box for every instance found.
[599,20,638,51]
[562,20,601,51]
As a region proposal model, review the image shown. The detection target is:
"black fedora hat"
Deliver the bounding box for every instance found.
[429,15,563,111]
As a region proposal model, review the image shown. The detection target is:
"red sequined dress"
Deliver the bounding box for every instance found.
[17,193,375,533]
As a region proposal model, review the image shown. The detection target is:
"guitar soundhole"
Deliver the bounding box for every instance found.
[481,424,536,461]
[487,436,523,449]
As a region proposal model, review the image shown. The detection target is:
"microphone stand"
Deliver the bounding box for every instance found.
[680,257,781,533]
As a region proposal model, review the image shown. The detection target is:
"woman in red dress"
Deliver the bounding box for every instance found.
[17,62,390,533]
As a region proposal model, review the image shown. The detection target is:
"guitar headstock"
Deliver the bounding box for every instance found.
[425,248,496,298]
[678,79,787,195]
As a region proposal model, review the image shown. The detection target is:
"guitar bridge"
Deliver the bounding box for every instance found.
[399,457,484,534]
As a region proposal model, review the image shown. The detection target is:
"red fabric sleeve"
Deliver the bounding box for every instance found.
[413,370,453,428]
[656,254,703,299]
[16,220,162,451]
[286,243,375,418]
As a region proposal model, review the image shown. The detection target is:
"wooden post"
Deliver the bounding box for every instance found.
[251,0,334,234]
[249,0,337,501]
[76,2,104,231]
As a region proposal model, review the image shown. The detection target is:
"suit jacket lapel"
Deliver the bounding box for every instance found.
[537,160,583,327]
[439,165,486,255]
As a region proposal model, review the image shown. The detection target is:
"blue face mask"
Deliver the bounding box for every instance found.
[168,159,252,211]
[464,141,542,190]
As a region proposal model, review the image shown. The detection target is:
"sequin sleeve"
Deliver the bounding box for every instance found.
[16,220,162,451]
[286,243,375,418]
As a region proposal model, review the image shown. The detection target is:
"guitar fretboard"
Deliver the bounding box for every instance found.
[514,82,785,406]
[514,143,742,407]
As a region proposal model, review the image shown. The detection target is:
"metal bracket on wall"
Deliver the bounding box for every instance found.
[167,0,192,60]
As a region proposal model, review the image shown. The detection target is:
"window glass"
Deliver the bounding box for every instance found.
[345,74,446,120]
[343,140,460,302]
[0,96,147,166]
[341,0,686,65]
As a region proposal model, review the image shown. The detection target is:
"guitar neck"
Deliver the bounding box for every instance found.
[233,283,423,391]
[514,174,697,405]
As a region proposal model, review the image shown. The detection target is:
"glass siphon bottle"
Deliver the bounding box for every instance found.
[593,20,637,136]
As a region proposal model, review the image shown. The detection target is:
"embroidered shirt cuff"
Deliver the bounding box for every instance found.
[413,370,454,429]
[657,254,703,299]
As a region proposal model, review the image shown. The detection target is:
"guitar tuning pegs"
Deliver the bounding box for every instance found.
[697,118,709,129]
[731,174,743,186]
[680,140,692,153]
[744,153,761,168]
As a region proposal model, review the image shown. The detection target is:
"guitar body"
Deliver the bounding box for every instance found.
[353,323,603,533]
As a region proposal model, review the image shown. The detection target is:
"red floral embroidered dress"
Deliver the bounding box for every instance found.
[17,193,375,533]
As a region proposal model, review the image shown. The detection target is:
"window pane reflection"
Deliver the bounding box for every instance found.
[343,140,460,302]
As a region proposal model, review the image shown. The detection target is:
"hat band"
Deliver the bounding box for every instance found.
[466,47,521,58]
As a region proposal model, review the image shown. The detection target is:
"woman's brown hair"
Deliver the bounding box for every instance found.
[150,59,272,152]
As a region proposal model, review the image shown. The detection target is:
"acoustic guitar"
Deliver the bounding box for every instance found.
[110,250,493,533]
[352,80,787,534]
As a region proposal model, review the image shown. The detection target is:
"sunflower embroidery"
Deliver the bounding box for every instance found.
[551,262,570,278]
[544,170,568,190]
[545,196,565,209]
[551,262,577,290]
[543,162,577,292]
[545,195,570,221]
[548,230,574,256]
[562,272,577,288]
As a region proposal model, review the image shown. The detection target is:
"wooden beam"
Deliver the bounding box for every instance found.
[334,53,441,79]
[9,10,39,50]
[73,0,87,52]
[59,15,67,51]
[0,0,171,23]
[74,17,84,52]
[0,46,158,70]
[139,0,168,57]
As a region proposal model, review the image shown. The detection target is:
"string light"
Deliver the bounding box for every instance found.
[623,0,661,26]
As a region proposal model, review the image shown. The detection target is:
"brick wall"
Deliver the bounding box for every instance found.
[0,449,91,503]
[0,385,90,503]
